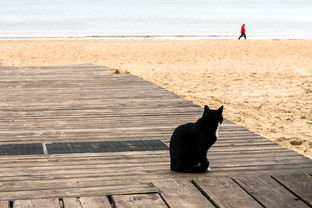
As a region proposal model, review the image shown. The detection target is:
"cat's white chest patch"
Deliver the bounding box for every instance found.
[216,122,221,138]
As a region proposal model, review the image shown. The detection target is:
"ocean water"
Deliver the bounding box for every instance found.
[0,0,311,39]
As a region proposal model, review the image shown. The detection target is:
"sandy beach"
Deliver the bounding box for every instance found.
[0,39,311,158]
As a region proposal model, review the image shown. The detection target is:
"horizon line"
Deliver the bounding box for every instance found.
[0,34,312,40]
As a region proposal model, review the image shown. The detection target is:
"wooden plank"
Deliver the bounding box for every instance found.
[63,197,112,208]
[272,174,312,206]
[13,199,60,208]
[1,158,310,180]
[79,197,112,208]
[193,177,261,208]
[1,155,309,176]
[0,201,9,208]
[0,167,311,192]
[0,183,158,201]
[0,164,311,187]
[1,154,306,174]
[3,153,308,177]
[0,175,163,193]
[0,135,276,145]
[0,147,300,164]
[62,198,81,208]
[152,179,214,208]
[0,164,310,186]
[234,175,309,208]
[112,193,167,208]
[0,148,301,166]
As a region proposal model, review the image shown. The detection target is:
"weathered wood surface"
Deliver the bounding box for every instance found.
[112,194,167,208]
[0,201,9,208]
[13,198,60,208]
[3,174,312,207]
[0,65,311,206]
[272,174,312,206]
[78,197,112,208]
[63,197,111,208]
[0,181,157,201]
[152,179,215,208]
[234,175,310,208]
[193,177,262,208]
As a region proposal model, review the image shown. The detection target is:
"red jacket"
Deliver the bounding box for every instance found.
[241,26,245,34]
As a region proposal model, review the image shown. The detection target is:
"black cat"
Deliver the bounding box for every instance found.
[170,105,223,173]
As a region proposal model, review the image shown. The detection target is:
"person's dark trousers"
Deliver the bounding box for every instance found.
[238,33,246,39]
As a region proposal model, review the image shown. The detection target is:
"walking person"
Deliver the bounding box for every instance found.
[238,24,246,39]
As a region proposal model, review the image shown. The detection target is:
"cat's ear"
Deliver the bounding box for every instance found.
[218,106,224,114]
[203,105,210,117]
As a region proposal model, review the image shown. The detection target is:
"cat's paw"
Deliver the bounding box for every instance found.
[207,167,211,172]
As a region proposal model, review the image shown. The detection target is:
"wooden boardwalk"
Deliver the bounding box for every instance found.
[0,64,311,208]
